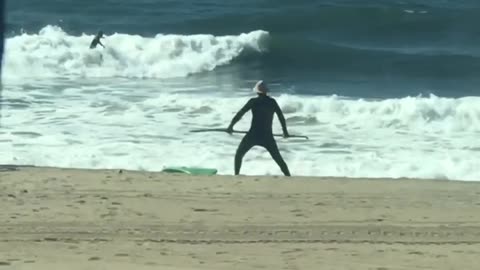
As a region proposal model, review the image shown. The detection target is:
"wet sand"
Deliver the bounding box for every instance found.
[1,165,479,269]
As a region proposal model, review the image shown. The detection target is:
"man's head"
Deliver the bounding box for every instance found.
[97,31,104,38]
[253,80,268,95]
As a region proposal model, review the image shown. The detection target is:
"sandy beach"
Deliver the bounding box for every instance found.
[1,165,480,269]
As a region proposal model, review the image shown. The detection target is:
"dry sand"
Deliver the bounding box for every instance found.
[1,165,480,269]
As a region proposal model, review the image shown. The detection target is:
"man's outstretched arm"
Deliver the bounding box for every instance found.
[227,99,253,132]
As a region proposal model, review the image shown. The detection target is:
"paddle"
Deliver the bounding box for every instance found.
[190,128,309,140]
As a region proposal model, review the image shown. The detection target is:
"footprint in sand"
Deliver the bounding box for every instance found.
[44,237,58,242]
[114,253,129,257]
[192,208,218,212]
[281,248,303,254]
[88,257,101,261]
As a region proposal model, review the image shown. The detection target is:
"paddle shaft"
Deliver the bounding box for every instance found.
[190,128,309,140]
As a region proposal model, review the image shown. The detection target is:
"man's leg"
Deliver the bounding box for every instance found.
[234,136,255,175]
[264,139,291,176]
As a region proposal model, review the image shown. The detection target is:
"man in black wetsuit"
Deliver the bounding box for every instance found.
[227,80,291,176]
[90,31,105,49]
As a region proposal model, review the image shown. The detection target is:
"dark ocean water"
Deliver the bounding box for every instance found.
[6,0,480,98]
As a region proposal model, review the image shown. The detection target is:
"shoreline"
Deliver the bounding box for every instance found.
[1,164,477,182]
[1,165,480,269]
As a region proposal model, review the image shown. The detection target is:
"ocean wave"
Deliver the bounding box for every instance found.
[241,36,480,78]
[137,93,480,132]
[275,94,480,132]
[5,22,480,81]
[2,88,480,180]
[3,25,269,79]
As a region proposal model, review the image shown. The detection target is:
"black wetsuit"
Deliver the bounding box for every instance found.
[90,33,104,49]
[228,94,291,176]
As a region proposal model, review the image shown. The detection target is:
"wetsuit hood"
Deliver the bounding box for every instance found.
[253,80,268,94]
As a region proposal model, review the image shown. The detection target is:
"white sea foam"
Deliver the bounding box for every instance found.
[1,78,480,181]
[3,25,269,80]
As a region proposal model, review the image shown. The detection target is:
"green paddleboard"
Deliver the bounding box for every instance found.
[162,166,218,176]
